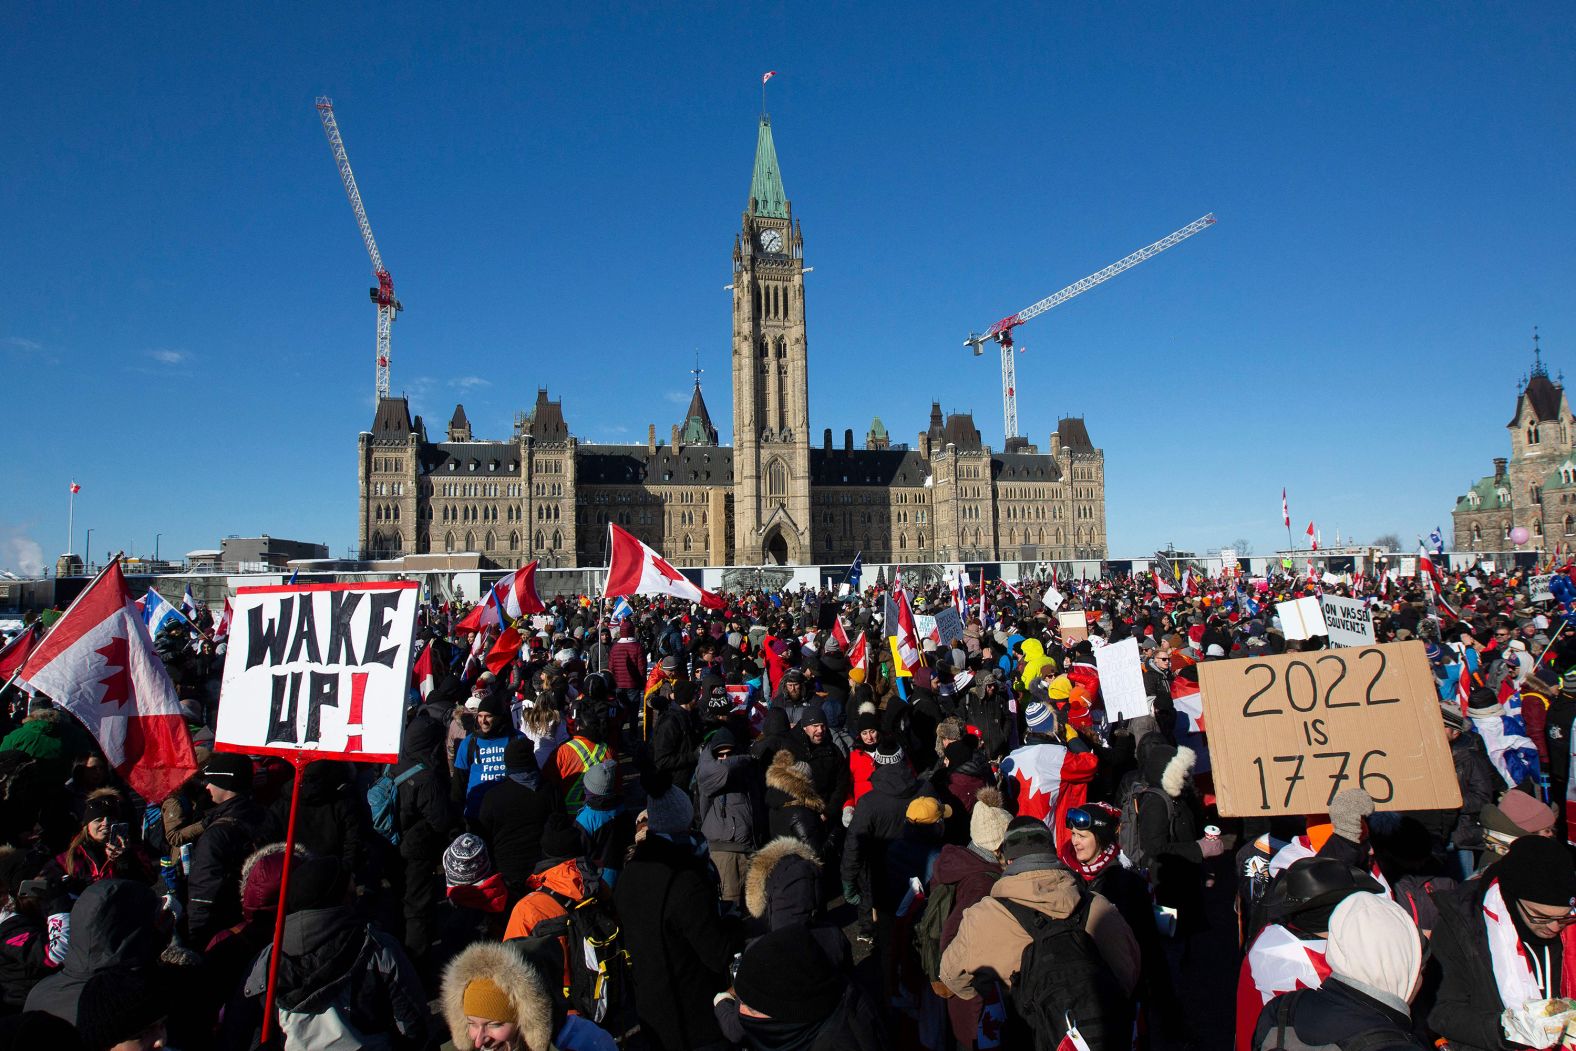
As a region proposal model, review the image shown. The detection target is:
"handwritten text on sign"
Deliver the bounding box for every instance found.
[215,581,419,763]
[1197,641,1460,817]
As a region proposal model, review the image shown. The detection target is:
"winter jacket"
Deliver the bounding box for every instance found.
[476,774,562,899]
[1448,732,1498,850]
[1133,741,1206,933]
[24,879,164,1025]
[609,637,647,691]
[0,710,91,771]
[48,837,157,893]
[764,753,827,857]
[697,750,761,854]
[841,761,931,889]
[1255,978,1425,1051]
[453,728,522,820]
[614,832,741,1050]
[745,836,822,932]
[232,905,431,1050]
[502,856,593,952]
[1544,691,1576,791]
[576,801,634,888]
[0,910,50,1013]
[788,728,852,813]
[273,761,372,886]
[187,794,281,946]
[932,843,1003,1046]
[1429,875,1525,1051]
[547,735,611,818]
[719,979,887,1051]
[938,859,1141,1002]
[651,704,700,790]
[441,939,617,1051]
[395,716,452,863]
[848,746,877,807]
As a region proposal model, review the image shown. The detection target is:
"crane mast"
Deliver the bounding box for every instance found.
[965,213,1216,441]
[316,96,402,401]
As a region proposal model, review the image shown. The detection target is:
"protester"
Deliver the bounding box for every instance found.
[477,738,561,901]
[441,939,617,1050]
[186,752,280,947]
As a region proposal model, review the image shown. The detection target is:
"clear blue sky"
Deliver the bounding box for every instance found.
[4,3,1574,573]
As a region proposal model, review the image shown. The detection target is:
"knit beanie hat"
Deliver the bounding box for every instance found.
[476,692,510,720]
[1497,833,1576,908]
[504,737,538,775]
[462,976,516,1024]
[582,758,618,798]
[943,737,976,768]
[1466,687,1502,718]
[1024,700,1056,733]
[1495,788,1558,836]
[645,785,695,836]
[872,739,905,766]
[202,752,254,794]
[999,817,1055,861]
[970,786,1013,852]
[855,702,881,734]
[796,704,827,729]
[444,833,492,887]
[81,791,121,825]
[75,966,167,1050]
[1326,892,1422,1004]
[733,924,845,1023]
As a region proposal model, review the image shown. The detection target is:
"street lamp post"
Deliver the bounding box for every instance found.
[155,533,162,564]
[85,529,93,571]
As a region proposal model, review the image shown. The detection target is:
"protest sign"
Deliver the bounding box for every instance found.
[1093,637,1148,723]
[1276,597,1326,642]
[215,581,419,763]
[1400,557,1416,577]
[1057,610,1088,643]
[915,614,939,644]
[1481,560,1495,572]
[1317,594,1376,648]
[1529,574,1555,603]
[1042,585,1065,612]
[1198,641,1460,817]
[933,607,964,645]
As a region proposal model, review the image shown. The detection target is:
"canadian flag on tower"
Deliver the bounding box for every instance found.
[19,561,196,802]
[762,70,778,84]
[604,524,726,609]
[1282,488,1290,528]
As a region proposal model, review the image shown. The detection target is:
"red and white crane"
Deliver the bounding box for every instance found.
[964,213,1217,442]
[315,96,402,401]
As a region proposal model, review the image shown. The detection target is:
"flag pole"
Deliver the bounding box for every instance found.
[67,484,76,559]
[259,756,308,1046]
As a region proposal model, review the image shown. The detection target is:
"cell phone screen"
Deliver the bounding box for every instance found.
[109,822,130,843]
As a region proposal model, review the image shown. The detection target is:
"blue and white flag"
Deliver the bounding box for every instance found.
[287,569,300,585]
[1429,527,1444,558]
[845,552,863,591]
[180,585,198,620]
[611,596,633,622]
[141,588,189,636]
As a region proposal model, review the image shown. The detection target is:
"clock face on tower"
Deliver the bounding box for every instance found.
[758,229,783,253]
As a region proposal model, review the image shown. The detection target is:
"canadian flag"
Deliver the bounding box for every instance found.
[500,561,545,619]
[892,587,922,673]
[455,580,511,634]
[212,598,233,640]
[604,524,726,609]
[1057,1022,1093,1051]
[0,622,43,680]
[1282,488,1290,528]
[410,640,437,699]
[485,624,525,675]
[1307,521,1318,551]
[19,561,196,802]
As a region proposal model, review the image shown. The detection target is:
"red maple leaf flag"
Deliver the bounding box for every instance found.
[892,586,922,673]
[0,622,43,680]
[19,561,195,802]
[762,70,778,84]
[69,481,80,494]
[1282,488,1290,528]
[500,561,545,619]
[604,524,726,610]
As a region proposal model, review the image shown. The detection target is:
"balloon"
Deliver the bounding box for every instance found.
[1510,526,1530,544]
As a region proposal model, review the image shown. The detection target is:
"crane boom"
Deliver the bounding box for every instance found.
[964,213,1216,440]
[315,96,401,401]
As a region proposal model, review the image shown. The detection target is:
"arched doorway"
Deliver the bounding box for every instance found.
[765,530,789,566]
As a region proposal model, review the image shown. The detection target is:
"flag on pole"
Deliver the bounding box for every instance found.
[69,482,81,494]
[19,562,195,802]
[611,596,633,622]
[212,597,232,641]
[500,561,545,619]
[484,624,525,676]
[892,587,922,674]
[1307,522,1318,551]
[846,551,863,591]
[1281,488,1290,528]
[455,580,511,634]
[140,588,189,636]
[762,70,778,84]
[0,623,43,680]
[604,524,726,609]
[180,585,198,620]
[1430,527,1445,558]
[411,641,437,699]
[286,569,299,585]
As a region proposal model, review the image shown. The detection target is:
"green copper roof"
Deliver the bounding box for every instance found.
[870,416,888,439]
[749,117,788,218]
[1455,474,1511,511]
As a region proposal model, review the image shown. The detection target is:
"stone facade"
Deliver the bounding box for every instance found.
[357,115,1108,568]
[1453,341,1576,554]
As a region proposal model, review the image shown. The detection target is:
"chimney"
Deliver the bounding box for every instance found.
[1493,457,1508,481]
[844,429,853,452]
[648,424,657,455]
[823,428,833,451]
[671,424,681,447]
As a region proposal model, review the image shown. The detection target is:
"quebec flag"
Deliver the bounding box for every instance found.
[140,588,187,637]
[1472,681,1542,790]
[611,597,633,622]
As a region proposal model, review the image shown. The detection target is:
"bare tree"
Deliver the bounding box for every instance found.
[1372,533,1402,551]
[1228,538,1253,556]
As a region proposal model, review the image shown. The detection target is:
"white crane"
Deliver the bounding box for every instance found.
[964,213,1216,441]
[316,97,402,401]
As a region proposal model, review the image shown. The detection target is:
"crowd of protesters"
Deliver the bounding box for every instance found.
[2,559,1576,1050]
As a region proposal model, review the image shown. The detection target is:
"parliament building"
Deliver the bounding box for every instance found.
[357,115,1108,569]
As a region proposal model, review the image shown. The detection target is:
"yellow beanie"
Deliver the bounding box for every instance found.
[1045,675,1073,701]
[462,977,515,1024]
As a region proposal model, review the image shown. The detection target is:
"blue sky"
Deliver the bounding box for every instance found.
[4,3,1574,573]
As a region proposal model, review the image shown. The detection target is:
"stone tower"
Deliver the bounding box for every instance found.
[731,115,811,564]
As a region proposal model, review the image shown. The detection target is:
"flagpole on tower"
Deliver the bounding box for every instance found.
[67,481,79,558]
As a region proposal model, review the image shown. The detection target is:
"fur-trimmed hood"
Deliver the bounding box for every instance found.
[745,835,820,919]
[1157,745,1196,798]
[440,940,556,1051]
[765,751,824,812]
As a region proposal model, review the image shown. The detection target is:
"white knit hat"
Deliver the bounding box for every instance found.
[970,787,1012,852]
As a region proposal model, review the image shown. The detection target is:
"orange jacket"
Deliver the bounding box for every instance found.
[502,857,591,941]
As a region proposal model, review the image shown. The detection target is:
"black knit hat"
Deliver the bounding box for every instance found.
[81,792,121,825]
[999,817,1055,861]
[476,691,510,719]
[540,814,585,862]
[872,739,905,766]
[74,965,167,1049]
[1497,833,1576,908]
[733,924,844,1023]
[504,737,538,774]
[202,753,254,794]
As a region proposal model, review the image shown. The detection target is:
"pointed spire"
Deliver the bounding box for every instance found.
[1532,325,1548,379]
[749,117,788,219]
[678,370,718,447]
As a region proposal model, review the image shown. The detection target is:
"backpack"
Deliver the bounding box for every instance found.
[367,763,424,846]
[1256,989,1414,1051]
[512,881,633,1032]
[1118,779,1173,871]
[912,869,1000,981]
[999,891,1129,1051]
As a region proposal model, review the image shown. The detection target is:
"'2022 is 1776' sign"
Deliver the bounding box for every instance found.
[1198,640,1461,817]
[214,581,419,763]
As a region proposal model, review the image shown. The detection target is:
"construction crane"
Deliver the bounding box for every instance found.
[315,96,402,401]
[964,213,1216,442]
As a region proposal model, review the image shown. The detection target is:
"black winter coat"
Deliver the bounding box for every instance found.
[0,911,48,1013]
[651,704,700,790]
[1448,733,1498,850]
[24,879,164,1025]
[475,775,562,898]
[789,729,852,812]
[1429,875,1524,1051]
[1255,979,1424,1050]
[841,762,930,887]
[272,762,372,886]
[187,795,282,946]
[614,833,741,1050]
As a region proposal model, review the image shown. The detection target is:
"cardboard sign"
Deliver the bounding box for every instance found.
[1529,574,1555,603]
[1198,641,1461,817]
[1058,610,1089,643]
[915,614,939,644]
[215,581,420,762]
[1400,557,1416,578]
[1318,595,1376,648]
[1093,637,1148,723]
[1042,585,1065,612]
[1276,597,1327,641]
[933,607,964,645]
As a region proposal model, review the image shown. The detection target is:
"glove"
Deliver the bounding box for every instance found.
[1501,1004,1568,1048]
[842,806,854,828]
[1197,836,1225,859]
[842,882,862,907]
[1329,788,1375,843]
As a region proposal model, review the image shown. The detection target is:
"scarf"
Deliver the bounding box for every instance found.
[1482,879,1576,1006]
[1060,840,1119,882]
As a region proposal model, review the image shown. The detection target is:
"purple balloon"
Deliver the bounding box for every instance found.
[1510,526,1530,544]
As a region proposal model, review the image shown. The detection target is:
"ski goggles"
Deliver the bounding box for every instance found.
[1065,807,1095,831]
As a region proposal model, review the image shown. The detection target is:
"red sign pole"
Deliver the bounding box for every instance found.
[259,755,311,1045]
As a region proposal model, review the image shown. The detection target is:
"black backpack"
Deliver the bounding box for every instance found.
[1256,989,1415,1051]
[510,879,633,1035]
[999,891,1130,1051]
[1117,778,1173,871]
